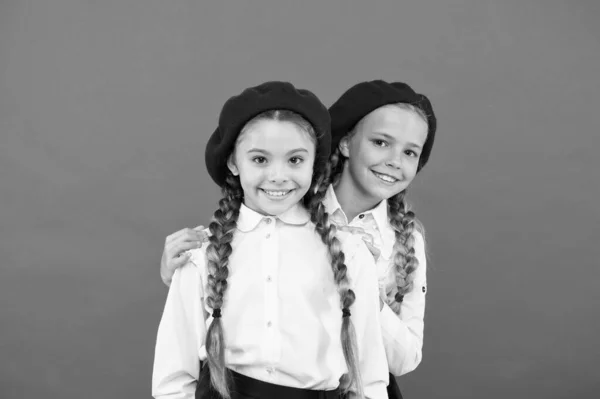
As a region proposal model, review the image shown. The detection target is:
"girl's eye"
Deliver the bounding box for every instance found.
[405,150,419,158]
[289,156,304,165]
[252,156,267,164]
[372,139,388,147]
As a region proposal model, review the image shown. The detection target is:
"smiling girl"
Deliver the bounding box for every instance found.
[152,81,388,399]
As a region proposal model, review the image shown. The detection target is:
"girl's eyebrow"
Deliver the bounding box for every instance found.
[247,148,309,155]
[406,142,423,150]
[247,148,270,154]
[286,148,309,155]
[371,132,396,142]
[372,132,423,150]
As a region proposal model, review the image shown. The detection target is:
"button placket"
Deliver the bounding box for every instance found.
[261,219,279,366]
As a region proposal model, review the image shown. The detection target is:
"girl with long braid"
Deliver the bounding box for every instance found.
[326,81,436,399]
[152,82,388,399]
[160,80,437,399]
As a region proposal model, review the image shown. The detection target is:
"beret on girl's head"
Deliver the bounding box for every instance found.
[328,80,437,170]
[205,81,331,186]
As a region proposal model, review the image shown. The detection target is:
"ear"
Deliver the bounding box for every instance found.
[338,135,351,158]
[227,155,239,176]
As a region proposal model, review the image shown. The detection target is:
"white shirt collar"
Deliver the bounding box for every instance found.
[323,184,395,259]
[236,202,311,233]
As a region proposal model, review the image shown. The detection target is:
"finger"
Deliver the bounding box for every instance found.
[198,230,209,243]
[363,240,381,259]
[338,226,364,235]
[168,252,191,271]
[352,227,367,235]
[165,230,204,252]
[361,232,375,245]
[169,241,202,259]
[191,225,210,243]
[165,227,193,244]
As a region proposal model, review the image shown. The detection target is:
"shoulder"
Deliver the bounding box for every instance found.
[412,229,425,253]
[410,229,427,285]
[169,251,205,300]
[186,227,212,264]
[184,231,212,279]
[411,229,426,264]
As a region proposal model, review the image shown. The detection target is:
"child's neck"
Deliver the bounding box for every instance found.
[333,177,381,222]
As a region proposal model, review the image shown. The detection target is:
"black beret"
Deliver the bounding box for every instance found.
[329,80,437,170]
[205,81,331,187]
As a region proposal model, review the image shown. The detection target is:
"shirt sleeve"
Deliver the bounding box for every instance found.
[380,231,427,376]
[342,234,389,399]
[152,250,207,399]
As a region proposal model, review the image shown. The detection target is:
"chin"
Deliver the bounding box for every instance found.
[366,185,400,202]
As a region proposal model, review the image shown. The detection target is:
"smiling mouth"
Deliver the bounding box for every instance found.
[371,170,399,184]
[260,189,294,199]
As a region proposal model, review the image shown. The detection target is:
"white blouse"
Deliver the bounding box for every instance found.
[323,184,427,377]
[152,203,389,399]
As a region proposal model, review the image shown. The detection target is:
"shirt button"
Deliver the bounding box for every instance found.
[265,218,272,224]
[267,368,274,374]
[265,233,271,239]
[267,321,272,327]
[358,214,365,219]
[266,276,272,282]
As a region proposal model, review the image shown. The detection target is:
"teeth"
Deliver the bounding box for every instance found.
[264,190,290,197]
[373,172,397,183]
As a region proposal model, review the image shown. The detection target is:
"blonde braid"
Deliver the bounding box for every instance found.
[385,191,421,314]
[304,164,365,399]
[204,173,243,399]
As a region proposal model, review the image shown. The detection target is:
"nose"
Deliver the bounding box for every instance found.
[385,148,404,169]
[385,159,401,169]
[385,156,402,170]
[267,163,289,184]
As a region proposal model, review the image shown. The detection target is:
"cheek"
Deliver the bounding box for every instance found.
[349,145,380,170]
[407,158,420,176]
[296,164,314,185]
[402,167,419,185]
[238,162,264,187]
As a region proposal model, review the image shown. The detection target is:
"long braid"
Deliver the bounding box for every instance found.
[385,191,422,314]
[304,164,365,399]
[204,173,243,398]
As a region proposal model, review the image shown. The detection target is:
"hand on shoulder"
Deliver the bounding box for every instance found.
[160,225,210,286]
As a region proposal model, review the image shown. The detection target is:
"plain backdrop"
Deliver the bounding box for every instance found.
[1,1,599,398]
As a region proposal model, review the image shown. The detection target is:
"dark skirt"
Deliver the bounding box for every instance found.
[387,373,404,399]
[195,365,340,399]
[338,372,403,399]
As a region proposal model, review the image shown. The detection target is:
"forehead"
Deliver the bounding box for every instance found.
[236,119,315,152]
[358,105,428,144]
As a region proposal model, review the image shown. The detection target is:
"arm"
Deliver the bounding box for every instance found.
[152,252,207,399]
[380,231,427,376]
[343,235,389,399]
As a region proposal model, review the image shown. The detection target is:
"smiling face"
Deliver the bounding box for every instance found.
[227,118,316,216]
[338,104,428,206]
